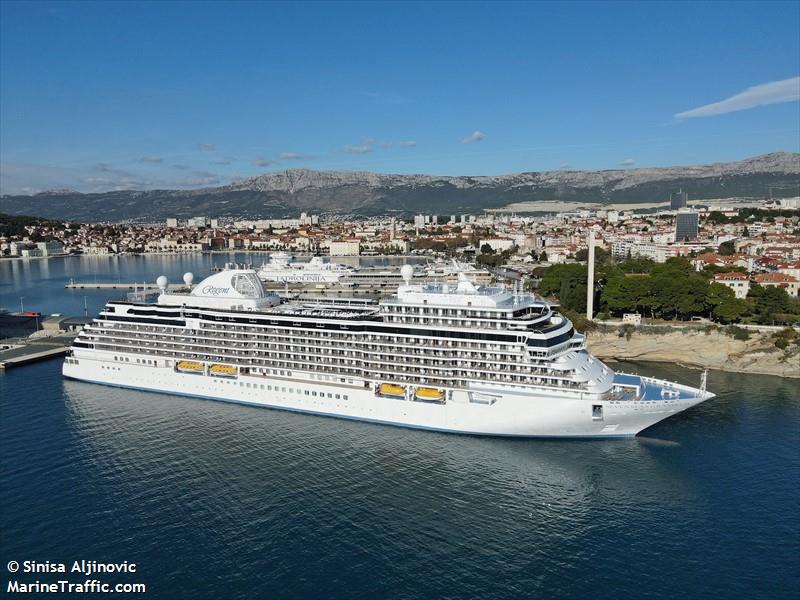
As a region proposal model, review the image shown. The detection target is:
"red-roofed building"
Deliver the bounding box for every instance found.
[691,252,753,272]
[776,261,800,280]
[753,273,800,297]
[712,272,750,299]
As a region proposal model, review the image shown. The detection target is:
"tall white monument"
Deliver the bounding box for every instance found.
[586,229,595,320]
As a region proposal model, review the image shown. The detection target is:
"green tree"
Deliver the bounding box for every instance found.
[753,285,791,324]
[538,264,586,298]
[718,240,736,255]
[617,258,656,274]
[601,275,649,315]
[706,283,747,323]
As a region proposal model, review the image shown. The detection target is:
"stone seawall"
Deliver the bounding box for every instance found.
[585,328,800,378]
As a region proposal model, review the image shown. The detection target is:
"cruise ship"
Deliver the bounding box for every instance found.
[63,267,714,437]
[341,260,492,287]
[257,253,353,284]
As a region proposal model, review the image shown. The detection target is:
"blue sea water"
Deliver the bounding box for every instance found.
[1,256,799,599]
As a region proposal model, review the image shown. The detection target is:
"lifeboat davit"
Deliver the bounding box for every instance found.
[415,387,445,402]
[209,364,238,377]
[378,383,406,398]
[176,360,204,373]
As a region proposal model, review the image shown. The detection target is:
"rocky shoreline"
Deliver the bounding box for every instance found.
[586,327,800,378]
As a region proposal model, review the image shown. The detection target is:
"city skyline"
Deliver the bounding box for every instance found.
[1,0,799,195]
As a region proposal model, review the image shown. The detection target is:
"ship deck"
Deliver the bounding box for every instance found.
[614,372,702,401]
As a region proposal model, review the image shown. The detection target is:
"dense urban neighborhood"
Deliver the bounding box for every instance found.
[2,197,800,330]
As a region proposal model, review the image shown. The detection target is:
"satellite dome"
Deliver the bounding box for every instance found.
[183,272,194,287]
[400,264,414,284]
[156,275,168,291]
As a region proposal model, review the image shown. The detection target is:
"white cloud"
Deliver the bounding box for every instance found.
[197,143,216,152]
[174,171,221,186]
[253,157,277,167]
[341,145,372,154]
[675,76,800,119]
[559,162,572,169]
[462,131,485,144]
[619,158,635,166]
[380,140,417,149]
[278,152,312,160]
[0,160,226,194]
[141,155,162,163]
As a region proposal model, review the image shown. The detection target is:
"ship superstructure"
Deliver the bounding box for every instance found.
[257,253,353,284]
[340,260,492,287]
[63,267,714,437]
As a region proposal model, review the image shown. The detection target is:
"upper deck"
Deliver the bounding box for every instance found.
[144,267,559,336]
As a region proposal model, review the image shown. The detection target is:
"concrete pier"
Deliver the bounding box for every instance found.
[0,335,76,369]
[65,280,184,290]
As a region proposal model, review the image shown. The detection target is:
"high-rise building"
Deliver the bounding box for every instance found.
[675,211,699,241]
[188,216,209,228]
[670,190,688,210]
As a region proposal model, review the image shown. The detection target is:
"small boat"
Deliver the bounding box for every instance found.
[176,360,204,373]
[209,364,238,377]
[378,383,406,398]
[415,387,445,403]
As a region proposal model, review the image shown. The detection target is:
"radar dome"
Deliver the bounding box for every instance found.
[183,272,194,287]
[156,275,168,291]
[400,264,414,284]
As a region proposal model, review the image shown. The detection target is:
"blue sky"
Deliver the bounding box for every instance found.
[1,0,798,194]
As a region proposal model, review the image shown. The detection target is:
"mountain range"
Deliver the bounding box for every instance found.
[1,152,798,222]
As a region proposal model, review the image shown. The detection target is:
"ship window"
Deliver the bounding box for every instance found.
[335,394,340,399]
[312,391,318,397]
[305,391,310,395]
[344,395,349,400]
[592,405,603,420]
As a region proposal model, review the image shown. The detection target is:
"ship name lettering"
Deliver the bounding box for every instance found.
[202,285,230,295]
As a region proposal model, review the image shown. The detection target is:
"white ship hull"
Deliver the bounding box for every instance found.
[63,352,710,438]
[257,271,346,284]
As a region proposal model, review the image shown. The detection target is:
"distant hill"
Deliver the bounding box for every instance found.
[2,152,798,222]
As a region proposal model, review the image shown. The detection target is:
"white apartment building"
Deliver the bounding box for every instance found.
[36,241,65,256]
[479,238,516,253]
[712,272,750,299]
[329,239,361,256]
